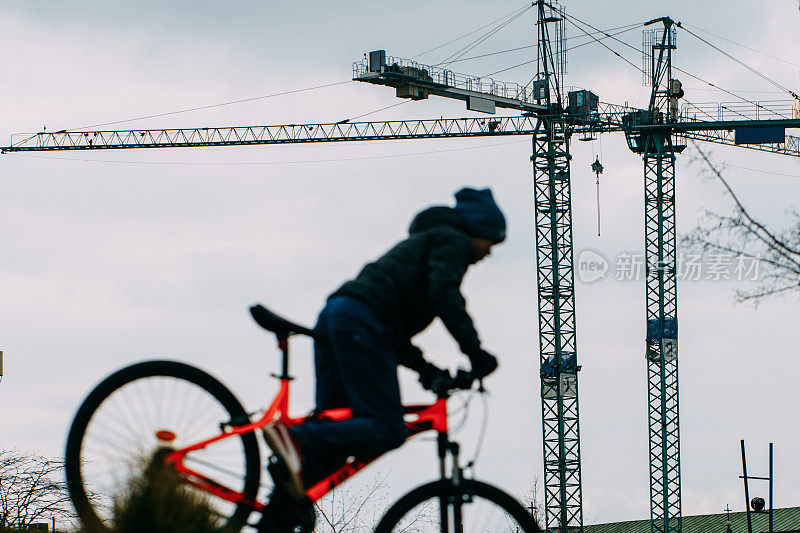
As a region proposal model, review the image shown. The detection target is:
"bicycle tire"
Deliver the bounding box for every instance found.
[65,360,261,532]
[374,478,541,533]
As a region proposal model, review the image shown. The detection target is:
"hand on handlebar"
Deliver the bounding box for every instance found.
[468,348,498,379]
[418,362,450,392]
[418,365,479,395]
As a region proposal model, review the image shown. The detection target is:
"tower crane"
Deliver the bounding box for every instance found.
[3,3,800,533]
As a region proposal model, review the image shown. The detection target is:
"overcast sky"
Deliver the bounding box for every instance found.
[1,1,799,527]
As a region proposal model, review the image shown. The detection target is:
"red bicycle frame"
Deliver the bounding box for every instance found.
[165,372,449,512]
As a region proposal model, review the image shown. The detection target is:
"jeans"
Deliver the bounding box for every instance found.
[290,296,407,487]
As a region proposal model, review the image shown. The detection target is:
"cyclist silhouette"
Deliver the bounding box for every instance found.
[259,187,506,532]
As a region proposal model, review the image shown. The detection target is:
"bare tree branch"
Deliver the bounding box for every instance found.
[735,283,800,303]
[0,450,79,530]
[690,141,800,258]
[683,141,800,305]
[520,474,543,527]
[314,471,393,532]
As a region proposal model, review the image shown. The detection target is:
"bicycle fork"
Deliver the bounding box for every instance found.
[437,432,468,533]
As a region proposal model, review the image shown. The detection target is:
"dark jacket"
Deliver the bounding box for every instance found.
[331,206,482,370]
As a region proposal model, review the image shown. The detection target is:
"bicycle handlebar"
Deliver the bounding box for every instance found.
[424,368,482,397]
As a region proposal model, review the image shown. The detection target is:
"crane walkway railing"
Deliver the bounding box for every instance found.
[680,100,799,122]
[678,130,800,158]
[353,56,541,108]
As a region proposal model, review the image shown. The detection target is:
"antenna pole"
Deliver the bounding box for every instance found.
[769,443,773,533]
[741,440,753,533]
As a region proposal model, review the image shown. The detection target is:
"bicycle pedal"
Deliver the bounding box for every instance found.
[448,492,474,504]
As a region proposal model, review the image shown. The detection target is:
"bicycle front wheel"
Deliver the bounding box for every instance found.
[65,360,261,532]
[374,479,541,533]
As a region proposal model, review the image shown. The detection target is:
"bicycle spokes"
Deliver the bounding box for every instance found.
[65,362,260,532]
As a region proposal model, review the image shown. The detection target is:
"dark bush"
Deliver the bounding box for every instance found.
[108,450,219,533]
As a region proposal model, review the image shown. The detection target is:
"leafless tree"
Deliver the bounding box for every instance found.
[519,474,543,527]
[314,472,542,532]
[314,472,392,533]
[0,449,78,530]
[683,141,800,304]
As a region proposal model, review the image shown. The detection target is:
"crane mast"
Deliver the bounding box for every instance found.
[638,19,682,533]
[532,2,584,532]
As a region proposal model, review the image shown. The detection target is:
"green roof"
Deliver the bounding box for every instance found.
[583,507,800,533]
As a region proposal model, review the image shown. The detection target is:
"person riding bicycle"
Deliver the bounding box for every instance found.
[258,187,506,532]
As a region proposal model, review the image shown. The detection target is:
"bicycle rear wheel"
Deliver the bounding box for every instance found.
[65,360,261,532]
[374,479,541,533]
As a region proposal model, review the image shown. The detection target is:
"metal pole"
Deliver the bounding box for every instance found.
[596,175,601,236]
[741,440,753,533]
[769,443,773,533]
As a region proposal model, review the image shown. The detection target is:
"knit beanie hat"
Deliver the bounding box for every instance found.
[454,187,506,243]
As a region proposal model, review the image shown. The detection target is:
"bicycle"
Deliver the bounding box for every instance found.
[65,304,541,533]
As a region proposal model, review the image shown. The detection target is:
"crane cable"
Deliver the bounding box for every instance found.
[437,7,532,68]
[681,26,800,101]
[20,140,800,180]
[62,80,352,132]
[412,3,533,61]
[682,23,800,70]
[342,100,411,122]
[448,22,643,66]
[435,5,533,70]
[519,20,647,92]
[560,13,647,77]
[561,11,790,118]
[671,65,789,119]
[485,23,645,80]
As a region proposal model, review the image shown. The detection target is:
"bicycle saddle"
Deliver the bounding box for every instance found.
[249,304,315,338]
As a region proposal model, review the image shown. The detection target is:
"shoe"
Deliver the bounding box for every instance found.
[263,421,305,501]
[256,490,315,533]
